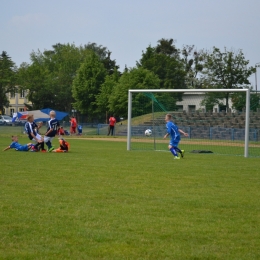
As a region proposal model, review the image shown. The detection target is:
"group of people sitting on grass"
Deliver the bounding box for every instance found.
[3,110,70,153]
[57,125,82,136]
[56,116,82,136]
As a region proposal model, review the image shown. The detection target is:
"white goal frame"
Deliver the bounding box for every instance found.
[127,89,250,157]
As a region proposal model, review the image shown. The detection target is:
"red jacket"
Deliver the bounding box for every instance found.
[109,117,116,126]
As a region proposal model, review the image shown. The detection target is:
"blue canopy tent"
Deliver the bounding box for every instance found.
[38,108,68,122]
[14,108,68,122]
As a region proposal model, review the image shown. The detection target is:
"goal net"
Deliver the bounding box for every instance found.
[127,89,260,158]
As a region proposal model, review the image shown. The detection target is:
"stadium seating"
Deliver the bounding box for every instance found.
[135,110,260,141]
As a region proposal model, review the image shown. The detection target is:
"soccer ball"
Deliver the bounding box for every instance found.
[145,129,152,136]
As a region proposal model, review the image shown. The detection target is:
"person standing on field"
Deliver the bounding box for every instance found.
[107,115,116,136]
[70,116,77,135]
[163,113,188,159]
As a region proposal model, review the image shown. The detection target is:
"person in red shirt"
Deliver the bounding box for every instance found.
[107,115,116,136]
[58,126,65,136]
[70,116,77,135]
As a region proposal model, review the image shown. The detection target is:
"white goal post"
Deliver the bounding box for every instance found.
[127,89,250,157]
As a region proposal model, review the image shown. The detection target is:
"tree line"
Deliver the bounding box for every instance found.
[0,39,258,122]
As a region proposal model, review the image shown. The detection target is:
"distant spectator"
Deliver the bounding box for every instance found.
[64,129,70,135]
[77,125,82,135]
[107,115,116,136]
[70,116,77,135]
[58,126,65,136]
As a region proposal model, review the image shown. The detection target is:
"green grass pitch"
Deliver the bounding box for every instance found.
[0,135,260,259]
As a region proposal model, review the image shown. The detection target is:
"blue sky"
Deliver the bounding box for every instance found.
[1,0,260,86]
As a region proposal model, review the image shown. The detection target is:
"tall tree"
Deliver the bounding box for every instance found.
[138,39,186,90]
[18,43,119,112]
[84,42,119,74]
[155,38,179,58]
[0,51,17,113]
[72,52,107,119]
[181,45,204,89]
[109,67,160,117]
[41,43,92,111]
[137,39,187,111]
[18,58,55,109]
[231,91,260,112]
[202,47,255,110]
[96,69,120,120]
[18,44,84,110]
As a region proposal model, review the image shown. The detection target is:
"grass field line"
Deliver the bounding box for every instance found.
[68,136,260,148]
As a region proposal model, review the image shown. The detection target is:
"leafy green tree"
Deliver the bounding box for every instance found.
[202,47,255,110]
[200,92,225,111]
[109,67,160,117]
[18,60,54,109]
[18,43,119,113]
[84,43,119,74]
[181,45,204,89]
[18,44,87,110]
[0,51,17,113]
[154,93,180,112]
[138,40,186,89]
[72,52,107,119]
[231,91,260,112]
[96,69,120,121]
[137,39,187,111]
[155,38,179,58]
[41,44,93,111]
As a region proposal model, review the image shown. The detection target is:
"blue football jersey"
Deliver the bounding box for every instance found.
[25,121,38,140]
[46,118,60,137]
[10,142,29,151]
[166,121,180,141]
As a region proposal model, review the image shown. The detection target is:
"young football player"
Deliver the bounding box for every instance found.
[52,138,70,153]
[3,136,34,152]
[25,115,46,152]
[163,114,189,159]
[44,110,60,152]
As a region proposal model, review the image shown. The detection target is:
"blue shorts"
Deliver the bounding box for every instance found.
[16,145,29,151]
[169,139,180,147]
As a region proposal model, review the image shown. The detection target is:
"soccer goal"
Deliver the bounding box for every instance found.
[127,89,260,158]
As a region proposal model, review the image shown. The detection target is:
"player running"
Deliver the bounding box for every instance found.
[163,114,189,160]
